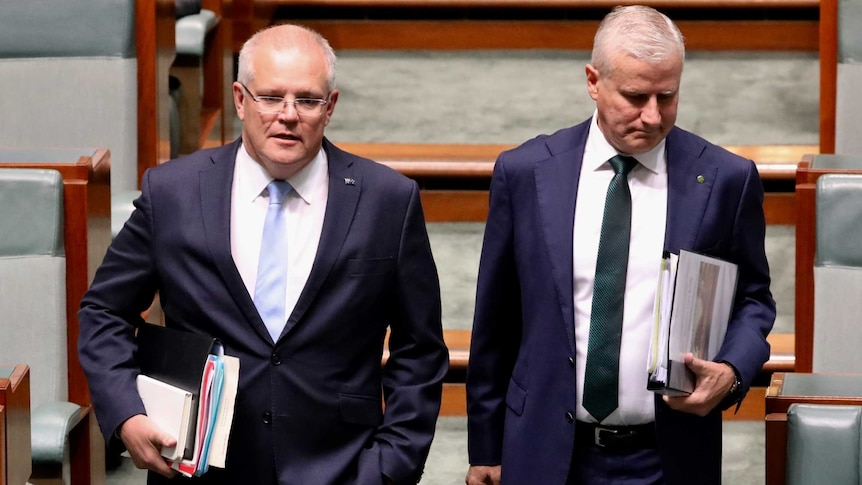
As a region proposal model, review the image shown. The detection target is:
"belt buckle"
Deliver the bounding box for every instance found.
[593,426,619,448]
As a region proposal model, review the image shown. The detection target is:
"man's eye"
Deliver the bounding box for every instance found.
[295,99,320,107]
[259,97,284,107]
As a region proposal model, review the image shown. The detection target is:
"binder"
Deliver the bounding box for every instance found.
[136,374,192,461]
[135,323,239,477]
[646,249,738,395]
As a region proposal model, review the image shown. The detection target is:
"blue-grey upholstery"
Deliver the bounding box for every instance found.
[0,0,168,235]
[812,173,862,372]
[176,9,218,57]
[0,168,87,482]
[836,0,862,153]
[786,403,862,485]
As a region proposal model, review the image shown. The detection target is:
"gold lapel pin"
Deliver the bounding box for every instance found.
[697,175,705,184]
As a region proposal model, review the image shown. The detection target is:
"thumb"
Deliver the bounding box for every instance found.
[684,352,708,375]
[148,424,177,449]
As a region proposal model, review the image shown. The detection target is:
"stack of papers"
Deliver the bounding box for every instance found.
[135,324,240,476]
[647,249,738,395]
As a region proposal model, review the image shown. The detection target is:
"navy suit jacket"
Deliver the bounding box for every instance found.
[466,120,775,485]
[79,138,449,485]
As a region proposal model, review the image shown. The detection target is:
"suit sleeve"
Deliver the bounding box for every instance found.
[714,160,776,405]
[77,171,160,444]
[375,180,449,485]
[466,156,523,465]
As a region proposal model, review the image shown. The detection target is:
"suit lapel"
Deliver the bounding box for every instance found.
[664,129,716,253]
[534,124,589,352]
[199,140,274,343]
[282,139,359,337]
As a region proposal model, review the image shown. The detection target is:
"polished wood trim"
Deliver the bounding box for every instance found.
[765,412,788,485]
[298,19,817,51]
[0,404,5,485]
[441,383,467,416]
[340,142,815,224]
[0,365,31,485]
[137,0,176,185]
[819,0,837,153]
[763,193,796,226]
[258,0,819,7]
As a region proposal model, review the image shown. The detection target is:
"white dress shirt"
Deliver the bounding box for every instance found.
[231,144,329,333]
[574,113,668,424]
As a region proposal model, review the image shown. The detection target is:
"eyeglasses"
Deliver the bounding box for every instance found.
[240,83,329,116]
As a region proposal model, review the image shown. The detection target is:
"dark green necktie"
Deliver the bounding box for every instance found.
[582,155,638,423]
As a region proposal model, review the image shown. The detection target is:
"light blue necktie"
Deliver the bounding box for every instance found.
[254,179,292,341]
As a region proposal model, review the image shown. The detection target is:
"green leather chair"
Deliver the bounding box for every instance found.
[812,173,862,372]
[0,168,99,484]
[786,403,862,485]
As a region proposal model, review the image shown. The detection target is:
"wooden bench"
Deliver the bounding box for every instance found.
[229,0,819,52]
[340,142,814,225]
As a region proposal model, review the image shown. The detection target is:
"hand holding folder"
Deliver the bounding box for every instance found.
[646,250,738,395]
[135,324,240,477]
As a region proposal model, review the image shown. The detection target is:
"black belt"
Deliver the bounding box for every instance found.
[575,421,657,450]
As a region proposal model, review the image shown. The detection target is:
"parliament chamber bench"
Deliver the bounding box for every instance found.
[228,0,819,52]
[370,142,807,417]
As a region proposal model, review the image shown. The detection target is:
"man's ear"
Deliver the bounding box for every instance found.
[585,64,601,101]
[232,82,246,121]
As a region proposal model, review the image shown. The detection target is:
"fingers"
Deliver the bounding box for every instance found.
[465,465,502,485]
[662,355,735,416]
[119,414,179,478]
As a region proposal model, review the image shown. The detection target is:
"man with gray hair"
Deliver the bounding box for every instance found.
[466,6,774,484]
[79,24,448,485]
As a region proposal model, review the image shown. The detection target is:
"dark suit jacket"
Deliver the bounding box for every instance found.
[79,138,449,485]
[466,120,775,485]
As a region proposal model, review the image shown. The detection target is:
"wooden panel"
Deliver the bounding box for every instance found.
[763,193,796,226]
[258,0,820,7]
[137,0,176,185]
[441,383,467,416]
[820,0,838,153]
[765,412,788,485]
[0,365,31,485]
[299,19,817,51]
[0,404,4,485]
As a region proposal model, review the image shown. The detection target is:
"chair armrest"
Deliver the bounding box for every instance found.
[31,401,88,468]
[176,9,218,56]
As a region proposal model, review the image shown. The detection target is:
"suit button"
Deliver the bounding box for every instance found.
[271,352,282,365]
[565,411,575,423]
[568,356,575,368]
[262,412,272,424]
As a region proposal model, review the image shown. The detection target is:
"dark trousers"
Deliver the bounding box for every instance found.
[567,443,664,485]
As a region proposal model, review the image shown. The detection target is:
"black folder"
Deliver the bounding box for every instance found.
[135,323,220,459]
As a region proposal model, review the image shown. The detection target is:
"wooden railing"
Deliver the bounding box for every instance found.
[226,0,819,52]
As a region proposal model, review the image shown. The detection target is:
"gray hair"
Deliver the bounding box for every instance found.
[237,24,337,91]
[591,5,685,76]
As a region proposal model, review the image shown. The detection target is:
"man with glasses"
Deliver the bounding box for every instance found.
[78,24,447,485]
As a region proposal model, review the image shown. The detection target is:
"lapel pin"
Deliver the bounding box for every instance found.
[344,178,355,186]
[696,175,705,184]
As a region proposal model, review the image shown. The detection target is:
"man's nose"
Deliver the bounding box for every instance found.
[641,97,661,126]
[277,101,300,121]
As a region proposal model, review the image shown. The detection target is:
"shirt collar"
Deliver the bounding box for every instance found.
[236,143,329,204]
